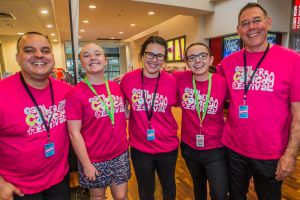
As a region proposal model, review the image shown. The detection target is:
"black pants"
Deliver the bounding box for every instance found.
[228,149,282,200]
[181,142,229,200]
[14,174,70,200]
[130,147,178,200]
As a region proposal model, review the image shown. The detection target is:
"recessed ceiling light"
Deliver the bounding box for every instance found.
[89,5,96,9]
[41,10,48,14]
[130,23,136,27]
[80,29,85,32]
[17,32,24,35]
[53,39,58,42]
[119,31,124,34]
[83,20,89,23]
[148,11,155,15]
[110,37,115,39]
[46,24,53,28]
[78,36,82,39]
[50,33,56,36]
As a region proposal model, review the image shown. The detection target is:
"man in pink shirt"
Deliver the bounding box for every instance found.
[217,3,300,200]
[0,32,71,200]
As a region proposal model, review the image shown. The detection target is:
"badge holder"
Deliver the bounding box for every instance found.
[147,122,155,141]
[239,105,249,119]
[196,128,204,147]
[45,141,55,158]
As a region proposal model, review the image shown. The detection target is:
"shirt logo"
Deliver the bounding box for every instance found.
[131,88,168,112]
[181,87,218,114]
[24,99,66,135]
[232,66,275,91]
[89,95,124,118]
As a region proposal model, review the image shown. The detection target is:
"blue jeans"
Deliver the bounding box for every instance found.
[228,149,282,200]
[14,174,70,200]
[181,142,229,200]
[130,147,178,200]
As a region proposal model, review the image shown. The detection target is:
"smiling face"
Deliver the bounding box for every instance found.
[237,6,271,52]
[80,43,107,75]
[142,43,165,78]
[16,34,54,82]
[186,44,214,80]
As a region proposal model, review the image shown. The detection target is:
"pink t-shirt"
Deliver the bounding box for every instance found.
[0,72,71,194]
[120,69,179,154]
[66,81,128,162]
[173,71,227,150]
[217,45,300,159]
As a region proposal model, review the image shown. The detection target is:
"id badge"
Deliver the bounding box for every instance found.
[147,129,155,141]
[196,134,204,147]
[45,142,55,158]
[239,105,249,119]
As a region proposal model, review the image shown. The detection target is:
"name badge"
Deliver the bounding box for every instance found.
[196,134,204,147]
[239,105,249,119]
[147,129,155,141]
[45,142,55,158]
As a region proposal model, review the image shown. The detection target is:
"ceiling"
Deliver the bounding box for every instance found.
[0,0,214,43]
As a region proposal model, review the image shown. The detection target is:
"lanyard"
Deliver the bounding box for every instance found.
[20,73,54,141]
[84,77,115,126]
[243,43,270,104]
[141,70,160,128]
[193,73,213,129]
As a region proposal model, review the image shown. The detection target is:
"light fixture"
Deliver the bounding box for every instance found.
[130,23,136,27]
[80,29,85,32]
[50,33,56,36]
[148,11,155,15]
[17,32,24,35]
[41,10,48,14]
[83,20,89,23]
[53,39,58,42]
[119,31,124,34]
[46,24,53,28]
[110,37,115,39]
[78,36,82,39]
[89,5,96,9]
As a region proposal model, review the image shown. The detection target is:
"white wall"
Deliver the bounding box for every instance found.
[125,15,205,71]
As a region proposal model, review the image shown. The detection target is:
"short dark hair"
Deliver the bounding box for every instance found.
[238,3,267,22]
[139,36,168,62]
[185,42,212,61]
[16,32,51,53]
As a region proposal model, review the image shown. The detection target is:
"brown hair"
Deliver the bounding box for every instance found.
[139,36,168,61]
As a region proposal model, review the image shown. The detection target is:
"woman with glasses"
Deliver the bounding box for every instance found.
[120,36,179,200]
[66,43,131,200]
[173,43,229,200]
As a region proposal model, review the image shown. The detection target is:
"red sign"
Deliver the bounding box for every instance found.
[293,0,300,31]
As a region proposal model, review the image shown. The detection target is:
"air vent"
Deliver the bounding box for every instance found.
[0,12,16,20]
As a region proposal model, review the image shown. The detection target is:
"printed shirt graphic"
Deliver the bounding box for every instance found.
[173,71,226,150]
[66,81,128,162]
[0,73,71,194]
[217,45,300,159]
[232,66,275,92]
[120,69,179,154]
[25,100,66,135]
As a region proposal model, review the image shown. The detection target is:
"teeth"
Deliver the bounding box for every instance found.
[33,62,45,65]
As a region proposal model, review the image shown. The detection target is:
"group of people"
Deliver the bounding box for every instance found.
[0,2,299,200]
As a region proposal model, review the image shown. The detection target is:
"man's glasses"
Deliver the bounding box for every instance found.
[239,17,265,29]
[186,52,209,62]
[144,52,165,61]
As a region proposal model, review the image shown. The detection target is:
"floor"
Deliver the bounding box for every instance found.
[70,108,300,200]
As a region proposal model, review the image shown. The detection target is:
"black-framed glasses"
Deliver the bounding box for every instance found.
[186,52,209,62]
[144,52,165,61]
[239,17,265,29]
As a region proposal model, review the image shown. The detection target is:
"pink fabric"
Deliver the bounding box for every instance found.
[0,72,71,194]
[66,81,128,162]
[173,71,226,150]
[120,69,179,154]
[217,45,300,159]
